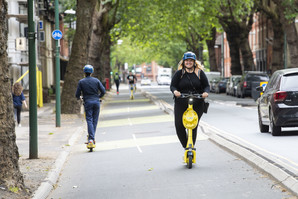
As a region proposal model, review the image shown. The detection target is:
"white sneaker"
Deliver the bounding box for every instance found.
[18,124,21,127]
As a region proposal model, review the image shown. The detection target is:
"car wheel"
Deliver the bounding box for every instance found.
[258,107,269,133]
[269,110,281,136]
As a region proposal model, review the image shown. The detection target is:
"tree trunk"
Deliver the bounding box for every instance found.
[239,36,255,71]
[239,14,255,71]
[88,2,112,81]
[206,27,218,71]
[285,22,298,67]
[219,17,242,75]
[271,20,284,73]
[226,33,242,75]
[272,0,298,67]
[0,0,25,189]
[88,0,120,88]
[218,4,256,75]
[256,2,285,72]
[61,0,97,114]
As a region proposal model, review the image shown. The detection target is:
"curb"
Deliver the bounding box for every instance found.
[31,126,85,199]
[143,90,298,196]
[142,91,174,115]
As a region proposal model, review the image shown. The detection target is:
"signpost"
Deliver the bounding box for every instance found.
[53,0,62,127]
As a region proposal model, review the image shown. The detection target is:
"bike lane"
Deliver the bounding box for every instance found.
[48,85,294,199]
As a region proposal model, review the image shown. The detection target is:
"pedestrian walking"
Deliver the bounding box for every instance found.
[170,51,210,148]
[75,65,106,147]
[114,72,121,95]
[12,82,28,127]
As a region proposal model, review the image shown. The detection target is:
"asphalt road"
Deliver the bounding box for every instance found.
[141,84,298,172]
[47,87,294,199]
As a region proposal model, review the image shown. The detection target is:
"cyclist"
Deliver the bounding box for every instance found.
[126,71,137,91]
[75,65,106,146]
[170,51,210,148]
[114,72,121,95]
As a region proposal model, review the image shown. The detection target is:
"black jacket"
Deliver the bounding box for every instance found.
[170,69,210,95]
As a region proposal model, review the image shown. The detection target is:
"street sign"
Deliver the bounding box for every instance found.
[39,21,43,30]
[52,30,63,40]
[260,81,268,96]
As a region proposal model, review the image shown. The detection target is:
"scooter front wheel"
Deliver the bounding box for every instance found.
[188,155,193,169]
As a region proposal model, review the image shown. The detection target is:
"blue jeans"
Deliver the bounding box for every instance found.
[84,100,100,141]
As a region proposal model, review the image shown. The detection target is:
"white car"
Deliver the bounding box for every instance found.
[157,75,171,85]
[141,77,151,86]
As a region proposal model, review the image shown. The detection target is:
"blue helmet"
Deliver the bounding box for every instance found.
[83,65,94,73]
[183,51,196,61]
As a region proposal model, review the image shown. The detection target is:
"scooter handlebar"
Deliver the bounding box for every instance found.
[179,93,203,99]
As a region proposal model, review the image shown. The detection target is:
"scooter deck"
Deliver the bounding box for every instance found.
[86,142,96,149]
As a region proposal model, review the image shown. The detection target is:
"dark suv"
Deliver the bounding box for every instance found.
[257,68,298,136]
[236,71,269,99]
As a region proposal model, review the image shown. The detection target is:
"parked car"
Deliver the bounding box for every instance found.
[232,76,242,96]
[140,77,151,86]
[210,78,220,93]
[236,71,269,99]
[215,78,228,93]
[256,68,298,136]
[226,75,241,95]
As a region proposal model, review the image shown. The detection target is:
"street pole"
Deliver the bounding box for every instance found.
[55,0,61,127]
[28,0,38,159]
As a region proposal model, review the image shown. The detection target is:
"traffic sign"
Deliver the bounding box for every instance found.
[52,30,63,40]
[260,81,268,96]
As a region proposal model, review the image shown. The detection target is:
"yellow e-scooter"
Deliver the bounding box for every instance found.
[181,93,202,169]
[130,83,134,100]
[86,136,96,152]
[81,97,96,152]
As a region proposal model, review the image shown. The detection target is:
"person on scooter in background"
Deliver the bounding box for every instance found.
[114,72,121,95]
[170,51,210,148]
[127,71,137,91]
[75,65,106,147]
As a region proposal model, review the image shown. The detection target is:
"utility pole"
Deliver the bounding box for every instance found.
[28,0,38,159]
[55,0,61,127]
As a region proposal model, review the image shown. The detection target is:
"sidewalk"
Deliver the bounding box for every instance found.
[14,101,86,199]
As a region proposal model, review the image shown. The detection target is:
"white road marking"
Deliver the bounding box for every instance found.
[132,134,143,153]
[95,134,208,151]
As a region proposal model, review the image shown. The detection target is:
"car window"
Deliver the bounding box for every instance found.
[272,75,281,90]
[264,73,277,91]
[281,74,298,91]
[250,75,269,81]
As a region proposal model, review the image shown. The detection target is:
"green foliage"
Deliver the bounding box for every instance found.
[60,0,77,44]
[281,0,298,21]
[111,0,223,69]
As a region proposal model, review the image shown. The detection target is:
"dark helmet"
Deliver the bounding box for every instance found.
[183,51,196,61]
[83,65,94,73]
